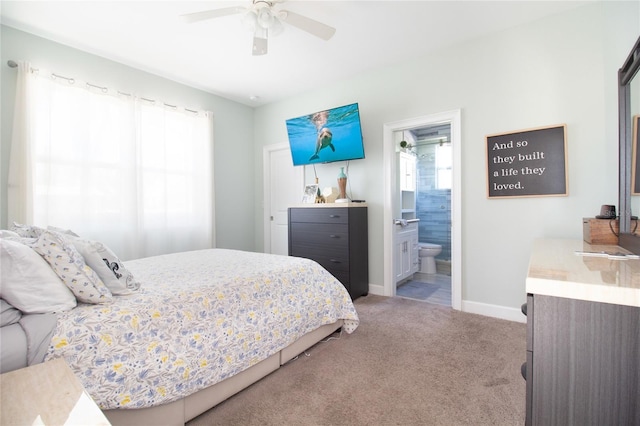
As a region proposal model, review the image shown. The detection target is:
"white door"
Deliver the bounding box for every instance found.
[264,144,303,255]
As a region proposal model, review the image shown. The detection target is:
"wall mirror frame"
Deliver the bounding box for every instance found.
[618,35,640,253]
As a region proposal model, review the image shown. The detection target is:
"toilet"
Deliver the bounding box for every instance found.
[418,242,442,274]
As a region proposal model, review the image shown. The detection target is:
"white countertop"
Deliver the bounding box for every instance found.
[526,239,640,307]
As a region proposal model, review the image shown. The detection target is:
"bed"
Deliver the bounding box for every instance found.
[0,227,360,425]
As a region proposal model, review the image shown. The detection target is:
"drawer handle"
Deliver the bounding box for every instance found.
[329,234,340,238]
[329,259,342,263]
[328,214,340,218]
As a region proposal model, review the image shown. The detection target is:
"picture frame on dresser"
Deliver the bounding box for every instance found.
[302,184,319,203]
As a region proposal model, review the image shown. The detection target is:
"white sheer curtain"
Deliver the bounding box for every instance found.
[7,61,34,225]
[8,62,214,260]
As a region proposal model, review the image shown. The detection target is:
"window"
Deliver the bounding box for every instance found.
[435,143,452,190]
[9,63,213,260]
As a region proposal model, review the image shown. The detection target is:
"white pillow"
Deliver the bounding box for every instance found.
[32,231,113,304]
[0,239,77,313]
[0,230,20,239]
[71,239,141,295]
[1,299,22,326]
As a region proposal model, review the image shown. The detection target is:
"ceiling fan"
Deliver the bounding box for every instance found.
[180,0,336,56]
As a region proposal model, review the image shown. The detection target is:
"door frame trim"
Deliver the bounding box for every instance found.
[383,109,462,310]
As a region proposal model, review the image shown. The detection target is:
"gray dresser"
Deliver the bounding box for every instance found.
[288,205,368,300]
[524,239,640,426]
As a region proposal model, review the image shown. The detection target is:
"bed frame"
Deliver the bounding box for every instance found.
[102,320,343,426]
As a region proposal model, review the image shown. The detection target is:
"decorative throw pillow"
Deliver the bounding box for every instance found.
[9,222,45,238]
[70,239,141,295]
[46,226,80,237]
[32,231,113,304]
[8,223,79,238]
[0,239,77,313]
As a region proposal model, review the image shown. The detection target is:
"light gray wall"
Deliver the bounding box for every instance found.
[252,2,639,310]
[0,25,256,251]
[1,3,637,313]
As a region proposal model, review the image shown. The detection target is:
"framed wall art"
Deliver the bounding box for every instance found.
[486,124,568,198]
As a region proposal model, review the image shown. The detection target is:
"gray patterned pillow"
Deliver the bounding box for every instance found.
[32,231,113,304]
[69,239,141,295]
[9,222,44,238]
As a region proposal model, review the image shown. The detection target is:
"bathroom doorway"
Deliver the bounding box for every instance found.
[382,110,461,310]
[395,123,452,306]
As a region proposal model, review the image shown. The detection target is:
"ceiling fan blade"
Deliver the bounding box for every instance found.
[279,10,336,41]
[180,7,243,24]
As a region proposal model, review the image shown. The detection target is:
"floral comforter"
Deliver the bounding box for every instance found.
[44,249,359,410]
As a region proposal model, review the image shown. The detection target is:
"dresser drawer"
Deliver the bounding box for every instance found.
[290,247,349,272]
[327,270,350,286]
[289,208,348,224]
[289,223,348,249]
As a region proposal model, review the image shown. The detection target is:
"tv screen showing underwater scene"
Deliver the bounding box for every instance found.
[286,102,365,166]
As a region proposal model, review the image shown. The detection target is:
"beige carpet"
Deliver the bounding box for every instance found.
[187,295,526,426]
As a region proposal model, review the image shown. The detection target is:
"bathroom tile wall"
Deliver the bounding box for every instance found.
[416,144,451,260]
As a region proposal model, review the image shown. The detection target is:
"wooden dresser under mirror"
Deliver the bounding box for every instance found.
[522,35,640,426]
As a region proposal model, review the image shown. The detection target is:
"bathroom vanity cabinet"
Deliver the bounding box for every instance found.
[288,204,368,300]
[524,239,640,426]
[395,220,419,283]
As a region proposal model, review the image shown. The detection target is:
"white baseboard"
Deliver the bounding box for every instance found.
[368,283,385,296]
[461,300,526,323]
[365,284,525,323]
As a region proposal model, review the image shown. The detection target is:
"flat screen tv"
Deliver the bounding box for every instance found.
[286,102,365,166]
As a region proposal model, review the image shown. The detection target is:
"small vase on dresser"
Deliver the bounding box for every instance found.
[337,167,348,200]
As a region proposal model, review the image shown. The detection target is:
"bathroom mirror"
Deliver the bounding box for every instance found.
[618,36,640,253]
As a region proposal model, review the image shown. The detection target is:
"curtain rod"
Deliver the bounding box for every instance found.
[6,59,199,113]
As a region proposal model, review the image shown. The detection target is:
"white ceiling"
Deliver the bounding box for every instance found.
[1,1,592,107]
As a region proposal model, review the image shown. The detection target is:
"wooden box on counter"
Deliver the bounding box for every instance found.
[582,217,618,245]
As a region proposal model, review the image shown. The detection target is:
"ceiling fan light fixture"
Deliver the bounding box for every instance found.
[256,7,274,29]
[182,1,335,56]
[241,9,258,32]
[269,16,284,36]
